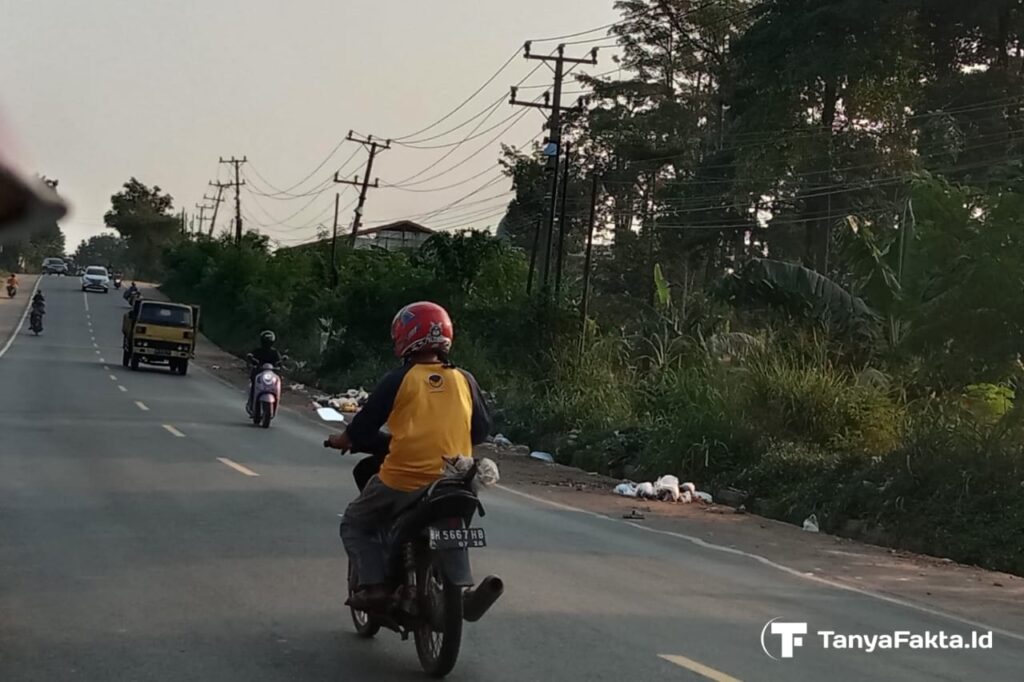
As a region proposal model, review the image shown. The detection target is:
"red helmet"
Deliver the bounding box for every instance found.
[391,301,454,358]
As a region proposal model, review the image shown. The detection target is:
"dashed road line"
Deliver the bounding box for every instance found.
[108,374,117,381]
[659,655,741,682]
[83,292,90,312]
[217,457,260,477]
[162,424,185,437]
[102,365,110,371]
[118,385,128,393]
[135,400,149,411]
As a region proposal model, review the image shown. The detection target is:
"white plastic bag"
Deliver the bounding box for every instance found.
[636,482,657,499]
[476,458,500,487]
[681,481,697,495]
[694,491,713,504]
[803,514,820,532]
[614,482,638,497]
[654,475,682,502]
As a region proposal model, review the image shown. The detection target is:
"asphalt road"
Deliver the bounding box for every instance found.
[2,276,1024,681]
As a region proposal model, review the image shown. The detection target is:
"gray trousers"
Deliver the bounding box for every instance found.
[340,475,421,587]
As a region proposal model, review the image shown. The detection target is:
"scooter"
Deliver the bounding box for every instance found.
[246,355,283,428]
[5,284,16,298]
[112,275,123,289]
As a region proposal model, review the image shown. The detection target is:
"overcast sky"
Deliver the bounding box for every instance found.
[1,0,621,251]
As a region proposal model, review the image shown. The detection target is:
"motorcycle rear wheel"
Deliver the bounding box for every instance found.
[414,552,464,678]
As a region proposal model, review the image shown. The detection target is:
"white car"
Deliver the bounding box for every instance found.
[81,266,111,293]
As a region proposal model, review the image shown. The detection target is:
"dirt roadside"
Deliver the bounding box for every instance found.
[0,274,40,350]
[148,284,1024,637]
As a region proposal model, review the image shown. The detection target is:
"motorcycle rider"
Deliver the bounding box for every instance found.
[6,272,18,294]
[327,301,491,610]
[30,291,45,328]
[125,281,139,298]
[246,330,282,413]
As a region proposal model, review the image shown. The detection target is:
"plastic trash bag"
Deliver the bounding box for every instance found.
[493,434,513,448]
[529,451,555,463]
[654,475,681,502]
[695,491,713,504]
[803,514,820,532]
[636,482,657,499]
[681,482,697,495]
[614,482,638,497]
[476,458,500,487]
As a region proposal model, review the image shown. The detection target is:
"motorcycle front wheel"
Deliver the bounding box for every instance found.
[414,551,464,678]
[260,407,272,428]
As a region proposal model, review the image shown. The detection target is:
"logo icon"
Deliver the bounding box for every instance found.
[427,374,445,390]
[761,619,808,660]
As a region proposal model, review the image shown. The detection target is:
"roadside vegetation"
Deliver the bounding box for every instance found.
[144,0,1024,574]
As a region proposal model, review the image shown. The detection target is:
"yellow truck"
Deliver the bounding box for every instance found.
[122,299,200,375]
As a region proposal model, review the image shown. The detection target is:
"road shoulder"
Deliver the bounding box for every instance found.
[0,274,40,354]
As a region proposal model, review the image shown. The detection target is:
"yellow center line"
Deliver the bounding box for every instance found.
[162,424,185,437]
[659,655,742,682]
[217,457,260,477]
[135,401,149,411]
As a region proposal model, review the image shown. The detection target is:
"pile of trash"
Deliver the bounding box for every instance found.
[613,475,713,504]
[313,388,369,414]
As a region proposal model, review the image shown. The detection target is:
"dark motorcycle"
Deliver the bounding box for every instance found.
[112,275,123,289]
[325,436,503,677]
[29,305,44,335]
[5,284,15,298]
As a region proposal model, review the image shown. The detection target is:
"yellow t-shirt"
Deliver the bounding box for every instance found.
[347,362,490,492]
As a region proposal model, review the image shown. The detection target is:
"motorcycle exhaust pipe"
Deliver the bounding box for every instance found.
[462,575,504,623]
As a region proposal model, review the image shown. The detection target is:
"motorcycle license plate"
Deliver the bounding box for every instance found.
[429,527,486,550]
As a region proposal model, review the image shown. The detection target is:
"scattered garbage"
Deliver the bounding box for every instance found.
[803,514,820,533]
[614,482,638,497]
[613,476,713,505]
[529,451,555,463]
[635,481,657,499]
[288,382,307,393]
[622,509,646,520]
[492,434,513,448]
[314,388,369,414]
[654,475,681,502]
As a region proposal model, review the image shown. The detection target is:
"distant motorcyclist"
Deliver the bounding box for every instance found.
[29,291,45,333]
[246,330,283,413]
[6,272,18,295]
[124,281,139,300]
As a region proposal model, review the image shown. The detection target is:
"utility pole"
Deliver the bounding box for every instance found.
[554,140,573,296]
[330,192,340,286]
[205,182,228,235]
[510,41,597,294]
[526,218,542,295]
[219,157,247,244]
[579,173,600,356]
[334,131,390,247]
[194,202,213,236]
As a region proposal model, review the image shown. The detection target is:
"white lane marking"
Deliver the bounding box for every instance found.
[659,655,741,682]
[94,350,101,355]
[162,424,185,437]
[93,343,99,348]
[99,357,106,363]
[217,457,260,477]
[135,401,149,411]
[495,485,1024,644]
[102,365,110,371]
[108,374,117,381]
[0,276,42,358]
[118,385,128,393]
[83,291,90,312]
